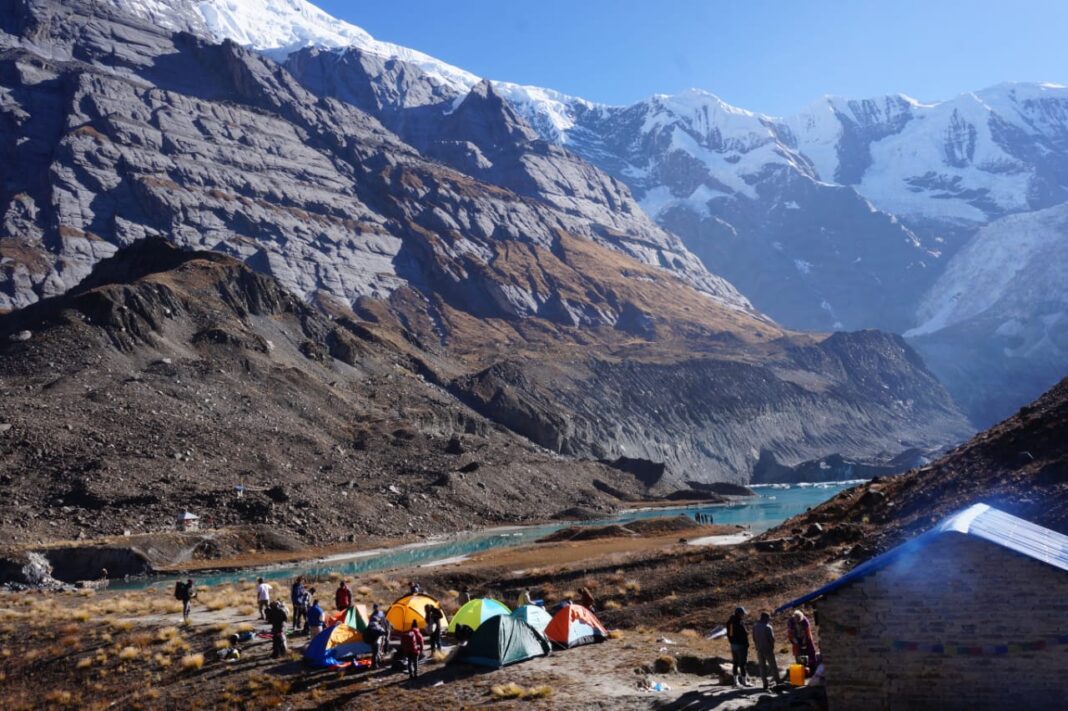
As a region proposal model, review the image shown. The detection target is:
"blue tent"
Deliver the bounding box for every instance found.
[303,624,373,668]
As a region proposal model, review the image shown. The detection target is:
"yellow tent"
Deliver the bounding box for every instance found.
[386,593,448,632]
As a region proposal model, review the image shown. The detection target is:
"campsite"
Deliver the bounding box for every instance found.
[0,513,836,710]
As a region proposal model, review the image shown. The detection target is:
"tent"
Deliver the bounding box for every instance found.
[447,598,510,634]
[544,604,607,648]
[386,593,448,632]
[303,624,373,668]
[452,615,551,668]
[511,604,552,634]
[326,603,371,630]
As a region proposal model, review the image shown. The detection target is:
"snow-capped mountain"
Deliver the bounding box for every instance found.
[906,202,1068,424]
[0,0,976,488]
[25,0,1068,424]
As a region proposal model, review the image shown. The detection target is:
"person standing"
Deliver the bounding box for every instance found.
[291,576,307,632]
[177,579,196,623]
[423,603,444,654]
[752,611,781,689]
[256,577,272,620]
[364,613,387,669]
[335,581,352,611]
[306,598,325,638]
[266,601,289,659]
[400,622,424,679]
[726,606,751,687]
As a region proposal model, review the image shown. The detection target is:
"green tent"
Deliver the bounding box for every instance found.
[453,615,551,668]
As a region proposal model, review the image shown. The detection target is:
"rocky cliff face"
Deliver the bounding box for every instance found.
[0,0,972,491]
[0,239,646,544]
[775,376,1068,557]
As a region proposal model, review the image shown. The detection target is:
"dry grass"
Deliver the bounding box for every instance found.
[603,600,621,610]
[654,654,677,673]
[356,586,372,596]
[43,690,75,706]
[624,580,641,593]
[680,628,699,639]
[117,646,140,661]
[606,629,624,640]
[179,653,205,671]
[490,683,553,700]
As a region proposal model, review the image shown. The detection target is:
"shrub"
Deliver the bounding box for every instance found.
[238,606,256,616]
[76,657,93,670]
[44,690,74,706]
[235,622,254,633]
[118,646,140,661]
[491,683,526,699]
[680,628,699,639]
[654,654,677,673]
[603,600,621,610]
[607,629,624,640]
[179,653,205,671]
[153,653,171,669]
[156,627,180,642]
[624,580,641,593]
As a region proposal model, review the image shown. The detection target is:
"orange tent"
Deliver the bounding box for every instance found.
[386,593,448,632]
[544,604,607,648]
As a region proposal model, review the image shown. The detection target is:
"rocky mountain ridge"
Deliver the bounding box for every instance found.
[0,0,972,489]
[126,0,1068,426]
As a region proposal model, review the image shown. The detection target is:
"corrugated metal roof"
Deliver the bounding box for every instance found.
[775,503,1068,613]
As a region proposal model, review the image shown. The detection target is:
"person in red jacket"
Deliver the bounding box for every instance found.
[335,581,352,611]
[400,623,425,679]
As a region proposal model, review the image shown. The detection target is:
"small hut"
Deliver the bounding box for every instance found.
[777,504,1068,710]
[176,511,200,532]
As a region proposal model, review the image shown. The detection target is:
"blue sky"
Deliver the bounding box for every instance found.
[318,0,1067,115]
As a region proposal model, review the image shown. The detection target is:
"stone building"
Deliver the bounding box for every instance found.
[778,504,1068,710]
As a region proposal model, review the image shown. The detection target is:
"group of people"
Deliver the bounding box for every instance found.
[726,607,820,689]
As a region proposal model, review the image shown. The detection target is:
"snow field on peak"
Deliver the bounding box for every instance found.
[908,202,1068,337]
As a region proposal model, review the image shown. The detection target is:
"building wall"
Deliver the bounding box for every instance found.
[817,533,1068,711]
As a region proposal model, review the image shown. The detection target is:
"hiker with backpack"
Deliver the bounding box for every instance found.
[174,579,196,622]
[400,622,425,679]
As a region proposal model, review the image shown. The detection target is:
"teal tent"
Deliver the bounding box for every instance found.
[511,604,552,634]
[452,615,551,668]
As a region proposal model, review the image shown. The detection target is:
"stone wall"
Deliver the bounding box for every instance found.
[817,533,1068,710]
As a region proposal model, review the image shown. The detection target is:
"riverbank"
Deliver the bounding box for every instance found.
[0,513,835,710]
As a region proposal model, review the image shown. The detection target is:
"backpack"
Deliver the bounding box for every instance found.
[174,581,185,600]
